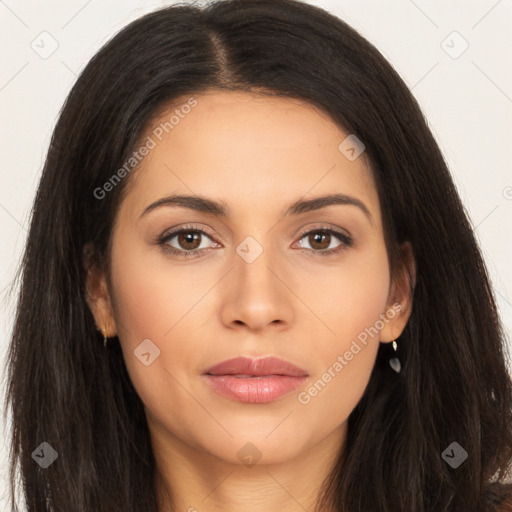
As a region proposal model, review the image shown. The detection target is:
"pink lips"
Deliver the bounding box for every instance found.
[203,356,309,404]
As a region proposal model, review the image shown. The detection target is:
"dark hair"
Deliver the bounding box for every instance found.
[3,0,512,510]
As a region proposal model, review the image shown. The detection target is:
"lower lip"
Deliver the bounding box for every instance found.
[203,374,308,403]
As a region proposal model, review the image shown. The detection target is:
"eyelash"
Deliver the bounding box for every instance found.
[157,223,353,259]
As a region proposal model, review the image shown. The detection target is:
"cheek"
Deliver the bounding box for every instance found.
[300,240,390,346]
[109,235,208,344]
[295,340,377,440]
[294,243,389,413]
[107,239,206,404]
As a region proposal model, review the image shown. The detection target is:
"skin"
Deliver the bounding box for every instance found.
[86,90,415,512]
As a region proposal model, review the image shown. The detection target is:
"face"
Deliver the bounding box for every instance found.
[86,89,413,467]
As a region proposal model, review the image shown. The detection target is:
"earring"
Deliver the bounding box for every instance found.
[389,339,401,373]
[101,328,108,348]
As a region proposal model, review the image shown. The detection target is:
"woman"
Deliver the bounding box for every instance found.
[4,0,512,510]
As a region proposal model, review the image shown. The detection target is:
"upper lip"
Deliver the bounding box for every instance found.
[204,356,308,377]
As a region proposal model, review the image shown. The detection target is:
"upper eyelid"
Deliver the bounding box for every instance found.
[160,225,216,242]
[295,224,351,239]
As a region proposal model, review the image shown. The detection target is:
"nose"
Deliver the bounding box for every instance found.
[219,238,294,332]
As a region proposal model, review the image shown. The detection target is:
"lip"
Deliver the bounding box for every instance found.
[203,356,309,404]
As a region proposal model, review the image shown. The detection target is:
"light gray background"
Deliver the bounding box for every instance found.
[1,0,511,508]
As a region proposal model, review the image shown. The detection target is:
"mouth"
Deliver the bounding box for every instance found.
[203,356,309,404]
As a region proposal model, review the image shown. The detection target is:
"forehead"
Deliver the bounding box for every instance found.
[119,90,380,225]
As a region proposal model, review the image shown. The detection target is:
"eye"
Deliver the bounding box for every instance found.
[294,226,353,257]
[157,224,218,258]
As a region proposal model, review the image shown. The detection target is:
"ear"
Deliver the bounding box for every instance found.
[379,241,416,343]
[83,243,117,337]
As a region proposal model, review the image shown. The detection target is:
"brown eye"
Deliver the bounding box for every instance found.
[296,227,353,256]
[158,225,218,257]
[176,231,202,251]
[307,231,332,250]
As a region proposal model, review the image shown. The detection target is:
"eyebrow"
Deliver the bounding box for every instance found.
[140,193,373,224]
